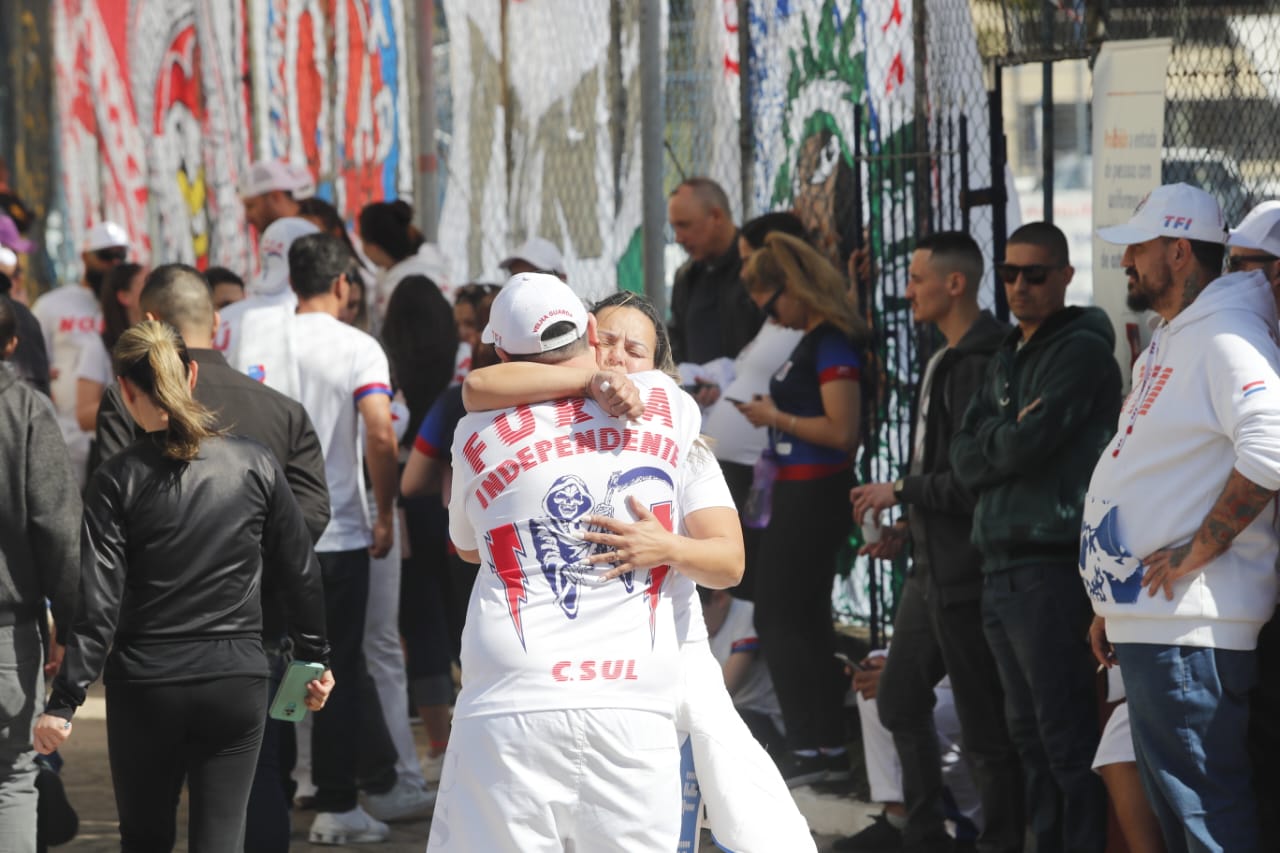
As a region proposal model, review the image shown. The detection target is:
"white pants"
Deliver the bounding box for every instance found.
[857,679,982,830]
[363,519,426,787]
[1092,701,1134,771]
[677,640,817,853]
[427,708,680,852]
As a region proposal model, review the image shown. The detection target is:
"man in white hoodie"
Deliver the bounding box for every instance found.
[1085,183,1280,852]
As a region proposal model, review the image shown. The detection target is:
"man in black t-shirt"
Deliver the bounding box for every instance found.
[667,178,763,406]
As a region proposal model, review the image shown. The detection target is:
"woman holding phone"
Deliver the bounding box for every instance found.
[33,320,332,852]
[735,231,867,786]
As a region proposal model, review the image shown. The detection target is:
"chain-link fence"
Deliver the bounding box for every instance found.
[428,0,1007,641]
[1101,1,1280,226]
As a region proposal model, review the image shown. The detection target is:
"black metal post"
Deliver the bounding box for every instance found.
[1041,5,1054,223]
[990,69,1009,322]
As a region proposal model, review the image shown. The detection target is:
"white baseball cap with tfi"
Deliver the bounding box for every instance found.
[482,273,588,355]
[1097,183,1227,246]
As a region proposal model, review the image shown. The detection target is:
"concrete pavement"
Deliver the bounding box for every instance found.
[54,684,869,851]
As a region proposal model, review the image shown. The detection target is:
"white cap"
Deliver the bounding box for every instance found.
[240,159,316,200]
[1228,201,1280,257]
[500,237,567,277]
[82,221,130,252]
[0,246,16,269]
[482,273,588,355]
[1096,183,1227,246]
[252,216,320,296]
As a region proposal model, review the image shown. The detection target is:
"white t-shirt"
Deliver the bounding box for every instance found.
[291,312,392,552]
[76,334,113,387]
[701,322,803,465]
[213,289,298,367]
[31,285,103,422]
[708,598,784,725]
[449,370,702,719]
[670,443,736,645]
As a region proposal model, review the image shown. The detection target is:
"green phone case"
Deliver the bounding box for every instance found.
[269,660,325,723]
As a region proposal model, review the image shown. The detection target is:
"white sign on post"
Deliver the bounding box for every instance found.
[1091,38,1173,381]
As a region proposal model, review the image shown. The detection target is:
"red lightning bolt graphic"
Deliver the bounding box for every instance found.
[486,523,530,650]
[644,502,674,648]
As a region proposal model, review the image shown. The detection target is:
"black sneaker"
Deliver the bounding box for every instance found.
[823,749,852,783]
[832,813,904,851]
[777,751,829,788]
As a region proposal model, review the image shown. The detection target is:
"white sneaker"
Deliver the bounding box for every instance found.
[421,750,445,784]
[308,806,391,844]
[364,778,436,822]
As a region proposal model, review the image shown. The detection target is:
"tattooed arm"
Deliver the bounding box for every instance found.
[1141,468,1277,600]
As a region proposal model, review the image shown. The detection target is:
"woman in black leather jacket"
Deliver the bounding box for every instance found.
[32,320,332,852]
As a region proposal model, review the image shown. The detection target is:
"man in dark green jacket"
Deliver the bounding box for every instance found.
[848,232,1023,853]
[951,222,1121,853]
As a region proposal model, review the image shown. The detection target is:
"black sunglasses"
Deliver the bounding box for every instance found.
[94,247,128,263]
[1228,253,1277,272]
[995,263,1062,285]
[760,286,785,319]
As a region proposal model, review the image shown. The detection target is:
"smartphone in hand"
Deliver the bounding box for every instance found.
[834,651,864,672]
[269,660,326,723]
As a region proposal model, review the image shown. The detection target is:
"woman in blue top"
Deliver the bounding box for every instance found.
[737,231,867,786]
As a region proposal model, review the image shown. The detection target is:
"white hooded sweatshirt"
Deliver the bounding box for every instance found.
[1081,269,1280,651]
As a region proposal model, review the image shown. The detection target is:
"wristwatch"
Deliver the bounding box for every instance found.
[892,478,906,502]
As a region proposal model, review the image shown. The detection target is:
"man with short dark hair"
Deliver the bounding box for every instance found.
[667,177,762,395]
[204,266,246,310]
[0,295,80,853]
[951,221,1119,853]
[1087,184,1280,851]
[847,232,1021,853]
[286,234,404,843]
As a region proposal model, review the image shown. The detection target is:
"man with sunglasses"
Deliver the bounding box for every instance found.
[31,222,130,487]
[1085,183,1280,852]
[1226,201,1280,309]
[951,221,1120,853]
[1226,198,1280,849]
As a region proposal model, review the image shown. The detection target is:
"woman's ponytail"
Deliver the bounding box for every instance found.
[112,320,219,461]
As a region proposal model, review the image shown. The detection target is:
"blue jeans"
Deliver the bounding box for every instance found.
[982,563,1106,853]
[1115,642,1260,853]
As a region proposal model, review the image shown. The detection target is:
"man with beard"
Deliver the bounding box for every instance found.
[1085,183,1280,852]
[240,160,314,236]
[31,222,130,487]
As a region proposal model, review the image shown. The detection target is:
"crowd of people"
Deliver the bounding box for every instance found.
[2,156,1280,853]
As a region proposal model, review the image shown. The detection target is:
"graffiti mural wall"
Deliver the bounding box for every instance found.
[51,0,413,278]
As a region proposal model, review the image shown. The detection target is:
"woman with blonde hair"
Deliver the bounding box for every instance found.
[736,231,867,786]
[33,320,332,852]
